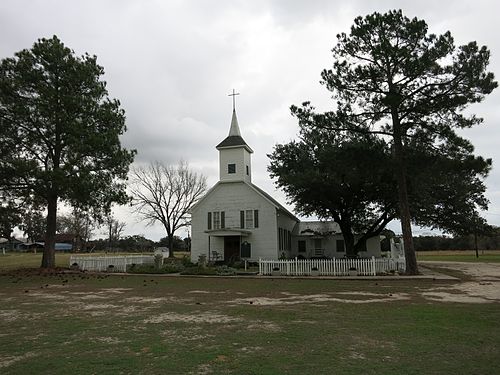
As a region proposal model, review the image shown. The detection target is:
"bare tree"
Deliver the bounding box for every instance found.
[103,214,126,251]
[129,161,207,257]
[58,208,96,251]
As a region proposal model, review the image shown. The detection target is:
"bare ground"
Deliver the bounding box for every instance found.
[421,261,500,303]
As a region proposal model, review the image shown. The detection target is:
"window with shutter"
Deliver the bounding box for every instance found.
[245,210,253,229]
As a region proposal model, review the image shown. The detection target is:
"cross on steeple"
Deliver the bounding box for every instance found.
[228,89,240,111]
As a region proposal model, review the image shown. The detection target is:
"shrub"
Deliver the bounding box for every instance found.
[126,263,184,274]
[180,266,217,275]
[216,265,237,276]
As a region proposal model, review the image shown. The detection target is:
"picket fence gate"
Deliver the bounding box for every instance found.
[69,255,154,272]
[259,257,406,276]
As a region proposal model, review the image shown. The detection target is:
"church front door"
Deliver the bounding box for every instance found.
[224,236,240,263]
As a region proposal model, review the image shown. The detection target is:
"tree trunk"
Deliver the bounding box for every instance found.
[41,195,57,268]
[168,234,175,258]
[392,115,418,275]
[338,223,356,257]
[474,231,479,259]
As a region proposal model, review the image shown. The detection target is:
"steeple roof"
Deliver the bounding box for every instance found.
[216,109,253,152]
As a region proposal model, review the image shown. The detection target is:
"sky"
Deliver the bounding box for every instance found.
[2,0,500,241]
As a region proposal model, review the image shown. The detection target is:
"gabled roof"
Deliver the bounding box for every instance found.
[295,221,341,236]
[250,183,298,221]
[191,180,299,222]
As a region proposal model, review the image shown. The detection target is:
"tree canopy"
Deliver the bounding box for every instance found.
[0,36,136,267]
[287,10,497,273]
[269,116,491,256]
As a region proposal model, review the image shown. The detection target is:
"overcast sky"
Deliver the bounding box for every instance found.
[2,0,499,241]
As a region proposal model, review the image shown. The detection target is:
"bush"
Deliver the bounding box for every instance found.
[127,263,184,274]
[216,265,237,276]
[180,266,217,275]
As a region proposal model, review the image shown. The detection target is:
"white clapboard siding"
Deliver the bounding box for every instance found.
[69,255,154,272]
[259,257,406,276]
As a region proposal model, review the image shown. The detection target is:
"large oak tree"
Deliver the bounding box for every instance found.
[291,10,497,273]
[0,36,135,268]
[269,118,491,257]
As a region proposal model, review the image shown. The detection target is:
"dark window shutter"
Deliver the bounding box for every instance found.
[207,212,212,230]
[221,211,225,229]
[254,210,259,228]
[240,211,245,228]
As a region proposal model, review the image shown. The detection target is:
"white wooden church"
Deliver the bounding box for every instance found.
[190,108,382,263]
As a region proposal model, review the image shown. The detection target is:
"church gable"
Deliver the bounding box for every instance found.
[192,181,277,228]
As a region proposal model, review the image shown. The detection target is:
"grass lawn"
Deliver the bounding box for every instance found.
[417,250,500,262]
[0,251,191,272]
[0,266,499,374]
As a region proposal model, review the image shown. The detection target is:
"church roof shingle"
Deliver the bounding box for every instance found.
[216,135,249,149]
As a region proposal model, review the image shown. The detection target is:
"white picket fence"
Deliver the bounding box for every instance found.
[259,257,406,276]
[69,255,154,272]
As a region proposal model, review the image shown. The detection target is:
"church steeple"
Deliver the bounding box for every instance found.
[216,109,253,153]
[217,92,253,183]
[228,109,241,136]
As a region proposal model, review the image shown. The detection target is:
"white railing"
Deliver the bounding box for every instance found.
[69,255,154,272]
[259,257,406,276]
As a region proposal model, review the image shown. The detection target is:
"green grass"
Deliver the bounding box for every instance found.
[0,252,72,270]
[417,250,500,263]
[0,251,190,271]
[0,270,499,374]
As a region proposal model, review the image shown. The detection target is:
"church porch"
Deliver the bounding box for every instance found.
[205,229,251,263]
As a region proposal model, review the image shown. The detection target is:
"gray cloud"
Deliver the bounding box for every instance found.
[2,0,499,240]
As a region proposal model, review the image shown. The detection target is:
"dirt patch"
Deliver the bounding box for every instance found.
[144,311,242,324]
[422,261,500,280]
[94,336,123,344]
[420,262,500,303]
[228,293,411,306]
[246,321,281,332]
[81,303,120,310]
[161,327,214,341]
[100,288,133,293]
[125,296,190,304]
[0,310,21,322]
[191,363,212,375]
[0,351,38,369]
[422,281,500,303]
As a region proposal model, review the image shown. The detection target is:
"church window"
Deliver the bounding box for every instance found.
[228,164,236,174]
[213,212,220,229]
[254,210,259,228]
[245,210,253,228]
[278,227,291,251]
[246,165,249,175]
[208,211,225,230]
